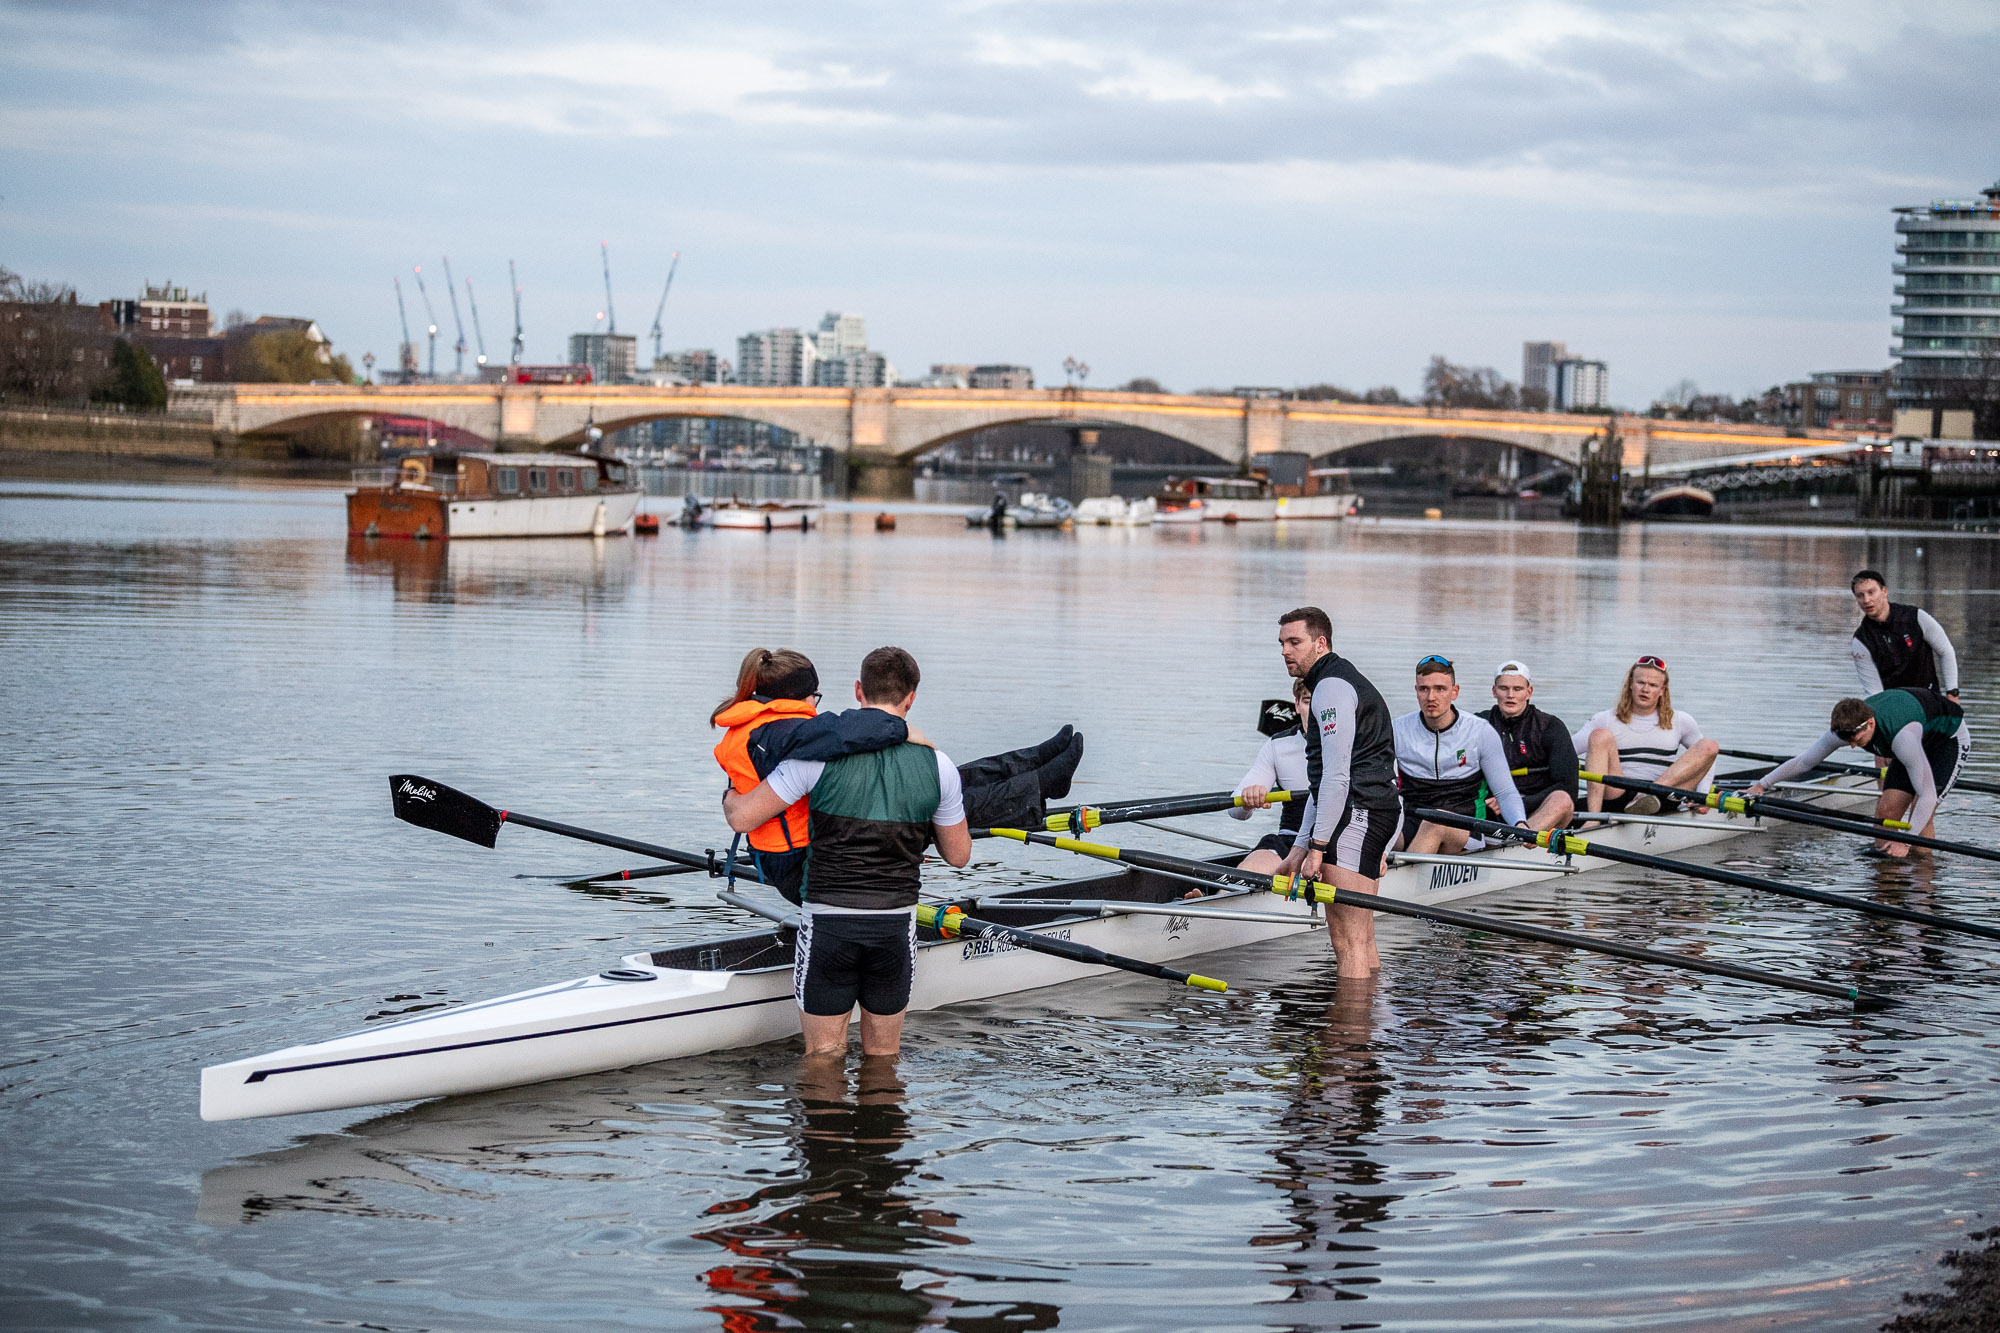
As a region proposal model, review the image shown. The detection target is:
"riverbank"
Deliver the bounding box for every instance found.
[1886,1232,2000,1331]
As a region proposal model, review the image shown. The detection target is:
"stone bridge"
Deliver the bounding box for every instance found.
[176,382,1854,493]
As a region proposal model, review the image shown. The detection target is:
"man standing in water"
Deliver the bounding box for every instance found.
[1848,569,1959,700]
[1274,607,1402,976]
[724,647,972,1057]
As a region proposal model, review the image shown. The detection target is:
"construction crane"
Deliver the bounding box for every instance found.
[393,276,415,383]
[464,277,488,367]
[648,251,680,364]
[440,256,469,376]
[411,265,440,378]
[508,259,524,364]
[600,242,617,335]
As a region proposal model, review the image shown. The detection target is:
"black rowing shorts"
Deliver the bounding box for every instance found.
[794,910,917,1017]
[1883,729,1972,802]
[1254,831,1297,856]
[1328,800,1400,880]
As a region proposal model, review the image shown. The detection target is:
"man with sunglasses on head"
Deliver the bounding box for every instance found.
[1391,655,1527,854]
[1275,606,1401,976]
[1573,655,1719,816]
[1746,688,1970,857]
[1478,660,1577,831]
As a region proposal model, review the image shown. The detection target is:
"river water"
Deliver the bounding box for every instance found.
[2,480,1997,1331]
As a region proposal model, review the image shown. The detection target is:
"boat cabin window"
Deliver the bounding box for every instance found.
[604,463,627,485]
[579,468,598,491]
[496,467,519,494]
[556,469,576,493]
[528,468,549,493]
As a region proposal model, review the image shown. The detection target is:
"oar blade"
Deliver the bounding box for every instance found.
[389,774,504,848]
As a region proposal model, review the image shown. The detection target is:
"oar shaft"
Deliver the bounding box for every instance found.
[1044,790,1294,833]
[568,863,706,885]
[1720,747,2000,798]
[1585,771,2000,864]
[1418,808,2000,943]
[915,904,1226,991]
[987,828,1878,1006]
[501,812,769,884]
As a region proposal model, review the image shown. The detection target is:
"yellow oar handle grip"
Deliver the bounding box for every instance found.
[1268,873,1338,906]
[1186,975,1228,993]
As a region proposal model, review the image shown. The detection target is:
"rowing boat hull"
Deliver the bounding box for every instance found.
[201,775,1879,1121]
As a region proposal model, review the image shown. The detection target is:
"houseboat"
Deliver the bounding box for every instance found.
[347,452,643,540]
[1150,475,1358,523]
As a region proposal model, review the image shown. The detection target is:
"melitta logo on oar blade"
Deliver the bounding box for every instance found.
[388,773,506,848]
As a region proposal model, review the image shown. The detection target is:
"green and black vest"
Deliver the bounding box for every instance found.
[1861,688,1963,758]
[802,743,942,911]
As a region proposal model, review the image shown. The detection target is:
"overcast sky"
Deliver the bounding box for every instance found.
[3,0,1996,403]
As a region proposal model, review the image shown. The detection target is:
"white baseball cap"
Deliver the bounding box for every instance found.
[1494,659,1533,683]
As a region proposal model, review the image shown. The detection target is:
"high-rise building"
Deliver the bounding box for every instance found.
[735,328,817,386]
[1522,341,1566,407]
[1554,358,1609,410]
[568,332,638,383]
[813,311,867,361]
[814,350,893,388]
[653,348,730,384]
[969,364,1034,390]
[1891,180,2000,413]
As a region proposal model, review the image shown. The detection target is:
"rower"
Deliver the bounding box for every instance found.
[1274,606,1402,977]
[724,647,972,1058]
[1392,655,1527,854]
[1573,655,1719,816]
[1849,569,1959,700]
[1230,675,1316,874]
[714,648,1082,904]
[1747,688,1972,857]
[1476,659,1577,831]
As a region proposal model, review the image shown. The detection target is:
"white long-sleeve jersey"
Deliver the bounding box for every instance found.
[1392,707,1527,825]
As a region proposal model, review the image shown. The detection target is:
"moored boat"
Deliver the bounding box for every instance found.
[347,452,642,539]
[1634,484,1717,520]
[1075,496,1157,526]
[706,500,821,531]
[201,772,1880,1121]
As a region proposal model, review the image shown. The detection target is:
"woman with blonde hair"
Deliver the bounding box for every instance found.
[714,647,1084,901]
[1570,654,1719,815]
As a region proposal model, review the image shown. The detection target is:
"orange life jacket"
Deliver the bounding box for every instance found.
[713,696,817,854]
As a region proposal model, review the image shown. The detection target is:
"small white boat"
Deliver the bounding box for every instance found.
[1076,496,1156,526]
[1007,493,1074,529]
[1274,491,1359,520]
[706,500,820,531]
[201,773,1879,1121]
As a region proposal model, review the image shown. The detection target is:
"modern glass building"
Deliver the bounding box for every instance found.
[1892,180,2000,410]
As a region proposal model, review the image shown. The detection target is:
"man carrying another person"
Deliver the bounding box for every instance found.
[1391,655,1527,853]
[1477,659,1577,831]
[1849,569,1959,700]
[1573,655,1719,815]
[1274,607,1403,977]
[724,647,972,1058]
[1747,688,1972,857]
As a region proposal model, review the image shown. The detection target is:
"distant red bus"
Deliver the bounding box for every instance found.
[511,364,595,385]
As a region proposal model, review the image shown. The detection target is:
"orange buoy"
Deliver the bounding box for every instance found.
[874,512,897,530]
[633,512,661,535]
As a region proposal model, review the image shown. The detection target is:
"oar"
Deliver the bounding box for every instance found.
[388,774,765,883]
[913,903,1227,992]
[982,828,1882,1008]
[1418,807,2000,942]
[1719,747,2000,798]
[1581,770,2000,865]
[1043,790,1296,834]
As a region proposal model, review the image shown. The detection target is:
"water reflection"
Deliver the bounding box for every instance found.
[697,1059,1059,1332]
[344,533,634,603]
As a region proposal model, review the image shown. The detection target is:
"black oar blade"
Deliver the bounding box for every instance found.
[389,774,504,848]
[1257,698,1299,738]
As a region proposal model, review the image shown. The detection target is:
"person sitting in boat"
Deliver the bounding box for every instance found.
[1390,655,1527,854]
[1746,689,1971,857]
[1573,655,1719,816]
[1231,675,1316,875]
[1477,659,1577,831]
[713,648,1084,903]
[723,647,972,1058]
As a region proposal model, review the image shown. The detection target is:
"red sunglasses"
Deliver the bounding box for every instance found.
[1634,655,1668,671]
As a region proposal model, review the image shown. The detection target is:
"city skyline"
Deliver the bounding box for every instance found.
[3,1,1996,402]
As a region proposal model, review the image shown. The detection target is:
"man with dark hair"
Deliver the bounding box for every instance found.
[1275,606,1401,975]
[1478,659,1577,831]
[1849,570,1958,699]
[1748,688,1971,856]
[724,647,972,1056]
[1391,655,1526,854]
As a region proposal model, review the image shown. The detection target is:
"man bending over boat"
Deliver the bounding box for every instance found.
[724,647,973,1057]
[1391,655,1527,854]
[1574,656,1719,816]
[1477,659,1577,831]
[1230,675,1316,875]
[1274,606,1402,976]
[1747,689,1971,857]
[715,647,1082,904]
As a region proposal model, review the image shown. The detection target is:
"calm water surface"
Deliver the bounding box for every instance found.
[3,480,1998,1331]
